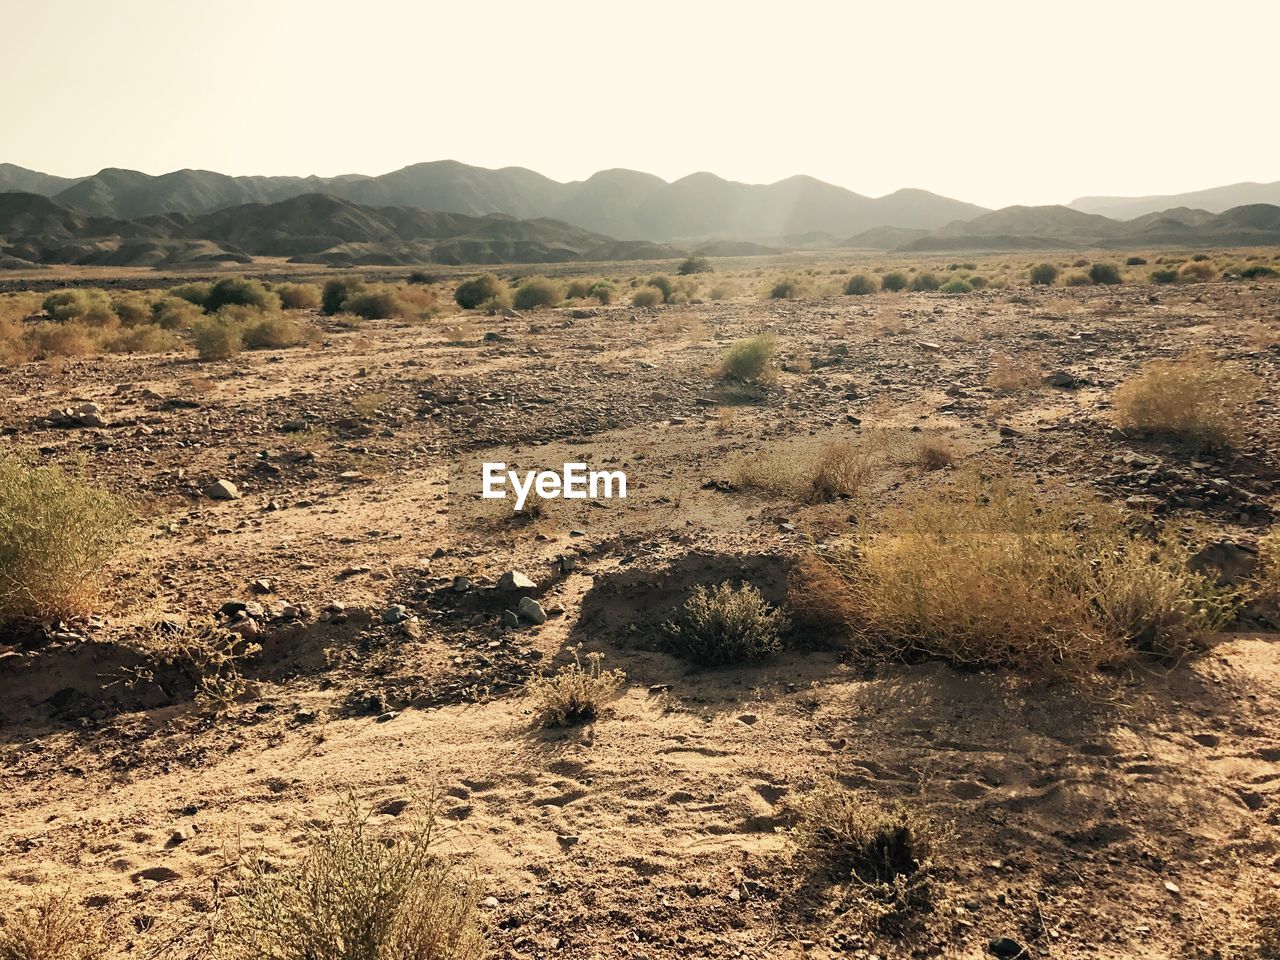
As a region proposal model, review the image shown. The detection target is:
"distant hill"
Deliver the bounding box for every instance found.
[895,203,1280,252]
[2,160,989,242]
[1070,181,1280,219]
[0,191,661,269]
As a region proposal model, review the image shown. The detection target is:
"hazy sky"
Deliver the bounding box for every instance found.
[5,0,1278,208]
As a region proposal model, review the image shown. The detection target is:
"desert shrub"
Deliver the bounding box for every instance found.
[322,277,364,315]
[512,276,560,310]
[586,280,617,304]
[903,437,954,471]
[632,286,664,307]
[526,645,625,727]
[275,283,322,310]
[1088,262,1123,285]
[769,276,804,299]
[106,325,182,354]
[1114,352,1261,449]
[720,333,778,383]
[678,256,713,275]
[242,314,309,349]
[791,783,945,933]
[130,618,261,706]
[150,296,203,329]
[1126,256,1148,266]
[453,274,505,310]
[1150,268,1179,284]
[967,275,988,289]
[844,274,877,295]
[809,472,1233,675]
[909,272,941,292]
[880,272,909,292]
[29,322,97,358]
[193,317,243,361]
[110,294,152,326]
[0,887,107,960]
[736,440,877,503]
[662,581,790,666]
[216,796,485,960]
[1072,257,1089,267]
[170,282,212,307]
[0,453,132,622]
[1029,263,1059,285]
[1191,253,1210,261]
[988,351,1040,393]
[647,274,675,302]
[344,288,409,321]
[407,270,440,285]
[706,280,739,300]
[1063,272,1092,286]
[1241,264,1278,280]
[205,277,279,312]
[1178,260,1217,281]
[1258,529,1280,605]
[939,278,971,294]
[42,289,113,322]
[564,279,591,299]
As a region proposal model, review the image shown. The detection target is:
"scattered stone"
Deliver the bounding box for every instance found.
[206,479,241,501]
[518,596,547,624]
[987,937,1025,958]
[497,570,536,591]
[382,604,412,625]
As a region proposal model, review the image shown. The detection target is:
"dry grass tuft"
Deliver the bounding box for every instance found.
[1114,352,1262,449]
[720,333,779,383]
[791,782,948,933]
[527,645,625,727]
[126,619,262,706]
[901,437,954,472]
[0,453,132,622]
[987,351,1041,393]
[216,795,484,960]
[662,581,790,665]
[800,472,1234,676]
[0,888,107,960]
[736,439,878,503]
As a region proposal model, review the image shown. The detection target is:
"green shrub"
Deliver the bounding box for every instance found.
[512,276,561,310]
[769,276,804,299]
[242,314,309,349]
[322,277,364,315]
[0,452,132,622]
[106,325,182,354]
[1150,268,1179,284]
[1241,264,1278,280]
[205,277,279,312]
[1126,256,1148,266]
[910,272,941,292]
[844,274,877,295]
[1088,262,1123,285]
[1063,272,1092,286]
[939,278,972,294]
[170,282,212,307]
[275,283,322,310]
[720,333,778,383]
[662,581,790,666]
[193,317,243,360]
[632,286,663,308]
[564,279,591,299]
[110,295,152,326]
[678,256,713,275]
[647,275,675,302]
[453,274,505,310]
[344,289,408,320]
[587,280,617,304]
[216,796,485,960]
[968,275,988,289]
[152,297,204,330]
[1029,263,1059,285]
[880,272,909,292]
[407,270,440,285]
[42,289,106,322]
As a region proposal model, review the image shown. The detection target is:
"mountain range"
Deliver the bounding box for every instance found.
[0,161,987,243]
[1069,181,1280,220]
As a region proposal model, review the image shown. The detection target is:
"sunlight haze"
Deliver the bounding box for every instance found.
[3,0,1278,208]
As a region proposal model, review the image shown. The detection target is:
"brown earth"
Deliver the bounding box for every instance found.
[2,274,1279,959]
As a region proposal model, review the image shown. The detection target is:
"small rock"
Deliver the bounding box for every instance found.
[517,596,547,624]
[206,479,241,501]
[497,570,535,591]
[988,937,1025,958]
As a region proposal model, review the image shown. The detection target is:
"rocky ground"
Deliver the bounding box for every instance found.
[1,275,1279,959]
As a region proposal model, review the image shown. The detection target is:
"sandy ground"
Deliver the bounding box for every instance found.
[2,276,1279,958]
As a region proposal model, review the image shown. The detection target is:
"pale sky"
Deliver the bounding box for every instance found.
[4,0,1277,209]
